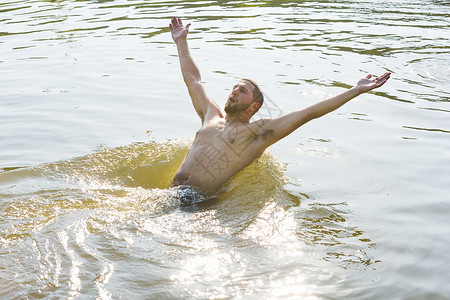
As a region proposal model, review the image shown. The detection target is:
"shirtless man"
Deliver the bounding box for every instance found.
[169,17,390,196]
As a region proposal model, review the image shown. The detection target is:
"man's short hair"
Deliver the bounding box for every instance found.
[242,78,264,106]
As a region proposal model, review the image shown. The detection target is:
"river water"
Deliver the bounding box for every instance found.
[1,0,449,299]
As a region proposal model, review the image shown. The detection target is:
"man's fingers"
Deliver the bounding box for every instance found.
[375,72,391,86]
[378,72,391,83]
[372,72,390,82]
[170,17,188,30]
[380,72,391,79]
[170,17,181,29]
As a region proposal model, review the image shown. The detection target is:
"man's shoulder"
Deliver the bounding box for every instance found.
[201,103,224,124]
[201,111,224,126]
[245,118,273,133]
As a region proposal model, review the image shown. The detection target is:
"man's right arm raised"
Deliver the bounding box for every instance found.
[170,17,222,123]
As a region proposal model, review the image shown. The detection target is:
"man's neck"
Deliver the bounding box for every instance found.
[224,113,251,124]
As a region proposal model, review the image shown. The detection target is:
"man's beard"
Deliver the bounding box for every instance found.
[224,101,251,114]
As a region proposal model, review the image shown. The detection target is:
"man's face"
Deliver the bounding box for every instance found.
[224,80,255,114]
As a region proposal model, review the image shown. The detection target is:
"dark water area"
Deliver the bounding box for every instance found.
[1,0,449,299]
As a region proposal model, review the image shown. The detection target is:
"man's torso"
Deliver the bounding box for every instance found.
[172,116,273,194]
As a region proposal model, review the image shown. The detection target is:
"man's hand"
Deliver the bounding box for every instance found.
[170,17,191,43]
[355,72,391,94]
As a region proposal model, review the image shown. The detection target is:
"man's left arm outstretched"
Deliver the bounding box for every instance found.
[262,72,391,145]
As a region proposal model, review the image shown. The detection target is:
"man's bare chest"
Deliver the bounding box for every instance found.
[194,122,259,156]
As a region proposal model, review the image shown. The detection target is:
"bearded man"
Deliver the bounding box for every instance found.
[169,17,390,200]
